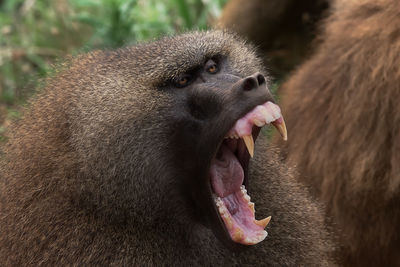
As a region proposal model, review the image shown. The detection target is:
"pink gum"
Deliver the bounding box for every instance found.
[227,101,281,137]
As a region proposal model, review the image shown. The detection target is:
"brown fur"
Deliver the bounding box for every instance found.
[0,30,334,265]
[218,0,329,78]
[276,0,400,265]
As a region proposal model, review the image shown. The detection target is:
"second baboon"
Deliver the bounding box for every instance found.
[276,0,400,265]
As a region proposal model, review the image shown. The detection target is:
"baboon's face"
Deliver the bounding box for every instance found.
[155,54,287,251]
[76,32,287,251]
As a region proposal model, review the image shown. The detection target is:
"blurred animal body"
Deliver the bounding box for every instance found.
[277,0,400,265]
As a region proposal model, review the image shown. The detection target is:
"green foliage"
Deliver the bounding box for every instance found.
[0,0,227,125]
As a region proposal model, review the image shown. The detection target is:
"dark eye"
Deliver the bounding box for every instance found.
[174,74,193,88]
[205,59,219,74]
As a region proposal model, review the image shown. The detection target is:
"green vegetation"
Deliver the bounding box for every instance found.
[0,0,227,133]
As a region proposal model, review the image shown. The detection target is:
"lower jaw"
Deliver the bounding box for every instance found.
[213,185,269,245]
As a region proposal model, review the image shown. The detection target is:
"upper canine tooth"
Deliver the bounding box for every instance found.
[272,117,288,141]
[242,135,254,158]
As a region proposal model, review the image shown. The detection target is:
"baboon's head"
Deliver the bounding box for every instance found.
[67,31,286,251]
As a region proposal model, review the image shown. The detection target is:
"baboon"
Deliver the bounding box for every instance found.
[218,0,330,78]
[0,31,334,265]
[276,0,400,265]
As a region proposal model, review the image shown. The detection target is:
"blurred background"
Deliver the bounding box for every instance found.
[0,0,329,141]
[0,0,227,140]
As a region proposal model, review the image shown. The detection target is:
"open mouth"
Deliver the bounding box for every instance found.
[209,101,287,245]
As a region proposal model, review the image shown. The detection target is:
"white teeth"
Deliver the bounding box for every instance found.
[214,196,229,216]
[250,104,280,128]
[271,104,282,120]
[260,106,275,124]
[240,185,247,193]
[253,118,265,127]
[244,230,268,244]
[218,206,225,214]
[213,185,270,245]
[225,101,285,142]
[214,195,223,206]
[240,185,252,202]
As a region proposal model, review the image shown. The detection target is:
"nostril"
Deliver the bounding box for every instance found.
[242,77,258,91]
[256,74,265,85]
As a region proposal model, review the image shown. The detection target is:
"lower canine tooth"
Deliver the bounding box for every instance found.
[272,117,288,141]
[255,216,271,229]
[242,135,254,157]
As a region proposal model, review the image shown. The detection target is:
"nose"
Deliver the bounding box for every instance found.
[240,72,266,91]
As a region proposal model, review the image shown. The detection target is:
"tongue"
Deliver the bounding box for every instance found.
[210,142,269,245]
[210,144,244,197]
